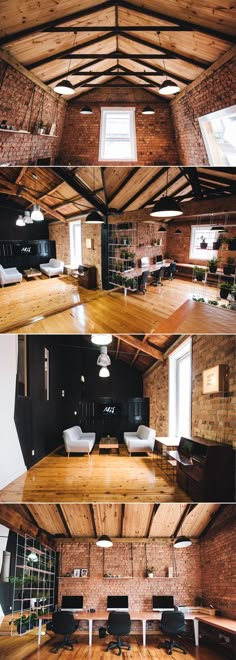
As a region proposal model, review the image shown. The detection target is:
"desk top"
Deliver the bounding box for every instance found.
[40,608,217,622]
[195,615,236,634]
[156,437,180,448]
[120,260,170,279]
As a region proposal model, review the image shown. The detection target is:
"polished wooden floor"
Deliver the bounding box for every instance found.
[5,275,232,334]
[0,630,227,660]
[0,447,190,503]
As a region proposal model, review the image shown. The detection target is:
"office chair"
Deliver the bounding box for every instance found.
[137,269,149,294]
[106,611,131,655]
[158,611,186,655]
[51,611,79,653]
[152,266,165,286]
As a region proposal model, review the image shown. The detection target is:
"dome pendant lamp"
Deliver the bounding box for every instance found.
[96,535,113,548]
[86,168,104,224]
[173,505,192,549]
[54,32,76,95]
[150,169,183,218]
[157,32,180,96]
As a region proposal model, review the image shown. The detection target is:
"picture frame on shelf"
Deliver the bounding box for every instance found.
[73,569,81,577]
[81,568,88,578]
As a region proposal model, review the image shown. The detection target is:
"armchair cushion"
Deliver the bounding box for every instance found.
[0,264,22,286]
[124,425,155,454]
[63,425,95,454]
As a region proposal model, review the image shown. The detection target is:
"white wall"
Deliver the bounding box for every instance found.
[0,524,9,622]
[0,335,26,490]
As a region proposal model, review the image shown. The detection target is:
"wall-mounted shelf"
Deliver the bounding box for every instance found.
[0,129,30,134]
[104,576,133,579]
[58,576,89,579]
[36,134,58,138]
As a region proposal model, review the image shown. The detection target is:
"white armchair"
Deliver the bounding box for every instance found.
[40,258,64,277]
[124,424,156,455]
[63,425,96,456]
[0,264,22,287]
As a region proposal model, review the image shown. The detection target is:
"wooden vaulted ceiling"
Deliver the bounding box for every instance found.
[0,1,235,100]
[0,503,223,547]
[0,166,236,223]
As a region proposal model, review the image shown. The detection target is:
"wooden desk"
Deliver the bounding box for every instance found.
[194,615,236,646]
[38,608,216,647]
[99,437,119,453]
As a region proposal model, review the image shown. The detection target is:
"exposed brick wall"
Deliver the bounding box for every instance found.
[143,335,236,446]
[58,540,202,631]
[49,220,102,287]
[167,217,236,267]
[58,88,179,165]
[0,60,65,165]
[200,505,236,617]
[171,57,236,165]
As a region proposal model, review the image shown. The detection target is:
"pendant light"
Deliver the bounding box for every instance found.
[91,334,112,345]
[150,169,183,218]
[97,346,111,367]
[16,214,25,227]
[23,210,33,224]
[157,32,180,96]
[174,535,192,549]
[175,228,182,234]
[99,366,110,378]
[210,225,225,232]
[142,106,155,115]
[86,168,104,224]
[31,204,44,221]
[80,106,93,115]
[54,32,76,95]
[158,225,167,232]
[96,535,113,548]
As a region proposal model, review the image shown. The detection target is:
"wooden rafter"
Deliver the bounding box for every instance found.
[0,504,56,549]
[113,335,164,361]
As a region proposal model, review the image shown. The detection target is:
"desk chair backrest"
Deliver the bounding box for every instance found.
[107,611,131,636]
[138,269,149,291]
[52,611,76,635]
[160,610,186,634]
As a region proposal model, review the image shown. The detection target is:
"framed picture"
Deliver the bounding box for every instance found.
[73,568,81,577]
[80,568,88,578]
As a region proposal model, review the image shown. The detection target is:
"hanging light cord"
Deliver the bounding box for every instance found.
[67,31,77,79]
[158,31,167,81]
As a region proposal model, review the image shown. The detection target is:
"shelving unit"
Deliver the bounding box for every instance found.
[10,534,56,636]
[108,222,138,289]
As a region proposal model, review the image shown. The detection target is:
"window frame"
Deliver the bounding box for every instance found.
[99,107,137,161]
[168,337,192,440]
[189,225,218,261]
[69,219,82,267]
[198,104,236,166]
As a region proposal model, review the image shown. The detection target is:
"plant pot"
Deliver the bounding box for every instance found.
[228,239,236,251]
[17,623,28,635]
[200,242,208,249]
[223,265,234,275]
[213,241,220,250]
[209,265,217,273]
[147,573,154,578]
[195,273,204,282]
[220,288,230,300]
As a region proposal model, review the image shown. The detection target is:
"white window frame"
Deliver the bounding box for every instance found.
[198,104,236,166]
[189,225,218,261]
[99,107,137,161]
[168,337,192,440]
[69,219,82,267]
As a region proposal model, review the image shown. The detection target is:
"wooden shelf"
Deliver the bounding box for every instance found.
[37,134,58,138]
[0,128,30,134]
[104,576,133,579]
[58,576,89,579]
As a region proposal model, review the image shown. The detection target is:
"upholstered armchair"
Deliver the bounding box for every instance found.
[40,258,64,277]
[63,425,96,456]
[124,424,156,455]
[0,264,22,287]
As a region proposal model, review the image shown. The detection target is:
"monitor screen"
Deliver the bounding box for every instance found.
[61,596,83,611]
[107,595,129,610]
[152,596,174,610]
[156,255,163,263]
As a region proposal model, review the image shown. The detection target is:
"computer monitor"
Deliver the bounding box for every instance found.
[152,596,174,611]
[107,595,129,611]
[61,595,84,612]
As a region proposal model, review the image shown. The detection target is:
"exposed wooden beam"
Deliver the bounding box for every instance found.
[0,0,114,47]
[55,537,174,546]
[199,505,227,539]
[48,26,190,33]
[130,334,149,368]
[57,504,72,538]
[141,172,186,209]
[46,57,109,85]
[120,167,167,212]
[60,52,175,60]
[123,32,208,69]
[173,504,197,538]
[28,32,116,70]
[108,167,140,205]
[89,504,98,539]
[184,168,203,199]
[133,57,191,85]
[119,0,236,44]
[51,167,107,215]
[114,335,164,361]
[115,337,121,359]
[146,504,160,538]
[180,194,236,217]
[0,176,66,223]
[0,48,66,102]
[0,505,56,549]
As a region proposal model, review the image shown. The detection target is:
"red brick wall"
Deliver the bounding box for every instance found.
[0,60,65,165]
[58,88,178,165]
[143,335,236,446]
[171,57,236,165]
[49,220,102,287]
[167,217,236,267]
[200,505,236,617]
[58,540,201,631]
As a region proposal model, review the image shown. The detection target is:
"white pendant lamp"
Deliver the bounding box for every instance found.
[157,31,180,96]
[80,106,93,115]
[97,346,111,367]
[23,210,33,224]
[86,210,104,224]
[99,367,110,378]
[16,215,25,227]
[91,334,112,345]
[96,535,113,548]
[31,204,44,221]
[174,535,192,549]
[142,106,155,115]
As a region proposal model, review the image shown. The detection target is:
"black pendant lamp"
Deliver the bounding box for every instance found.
[142,106,155,115]
[54,32,76,95]
[85,168,104,224]
[175,228,182,234]
[158,225,167,232]
[96,535,113,548]
[80,106,93,115]
[174,535,192,549]
[150,169,183,218]
[157,32,180,96]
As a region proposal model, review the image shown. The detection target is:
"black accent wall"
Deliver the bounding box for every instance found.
[0,239,56,270]
[0,531,16,616]
[0,205,49,240]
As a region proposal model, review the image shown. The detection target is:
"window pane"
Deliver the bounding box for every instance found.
[100,109,137,161]
[190,225,218,260]
[199,105,236,166]
[177,353,191,437]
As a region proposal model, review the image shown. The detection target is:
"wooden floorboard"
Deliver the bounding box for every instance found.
[0,448,190,503]
[0,630,226,660]
[5,276,230,335]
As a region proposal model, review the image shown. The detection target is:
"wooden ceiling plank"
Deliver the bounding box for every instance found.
[0,504,56,549]
[120,167,167,212]
[122,503,154,537]
[60,504,95,537]
[149,504,187,537]
[113,335,164,361]
[93,504,122,537]
[27,504,67,536]
[51,167,107,214]
[182,503,221,538]
[120,32,209,69]
[28,31,116,70]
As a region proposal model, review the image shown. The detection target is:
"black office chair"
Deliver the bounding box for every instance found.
[152,266,165,286]
[137,269,149,294]
[158,611,186,656]
[51,611,79,653]
[106,611,131,655]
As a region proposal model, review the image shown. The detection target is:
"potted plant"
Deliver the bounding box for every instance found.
[228,237,236,251]
[10,612,38,635]
[120,250,126,260]
[220,282,232,300]
[37,120,45,135]
[147,566,154,578]
[213,236,222,250]
[129,252,136,267]
[193,266,206,282]
[223,256,235,276]
[200,236,208,249]
[208,257,219,273]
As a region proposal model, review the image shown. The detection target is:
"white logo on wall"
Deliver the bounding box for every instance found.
[103,406,115,414]
[21,247,31,253]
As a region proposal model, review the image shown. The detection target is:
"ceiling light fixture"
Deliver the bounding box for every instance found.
[80,105,93,115]
[27,552,38,562]
[86,210,104,224]
[96,535,113,548]
[16,214,25,227]
[157,32,180,96]
[99,366,110,378]
[150,168,183,218]
[175,228,182,234]
[54,32,76,95]
[23,210,33,224]
[173,535,192,549]
[142,106,155,115]
[210,225,225,232]
[91,334,112,345]
[97,346,111,367]
[31,204,44,222]
[158,225,167,232]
